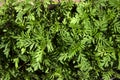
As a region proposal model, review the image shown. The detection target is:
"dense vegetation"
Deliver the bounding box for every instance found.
[0,0,120,80]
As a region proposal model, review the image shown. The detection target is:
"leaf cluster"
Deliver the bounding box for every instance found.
[0,0,120,80]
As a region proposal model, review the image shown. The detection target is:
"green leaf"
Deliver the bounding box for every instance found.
[3,42,10,58]
[21,48,26,54]
[118,52,120,70]
[19,54,28,62]
[47,38,54,52]
[13,58,19,69]
[4,72,10,80]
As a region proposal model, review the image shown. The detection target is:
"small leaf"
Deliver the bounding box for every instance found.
[13,58,19,69]
[21,48,26,54]
[3,42,10,58]
[19,54,28,62]
[118,52,120,70]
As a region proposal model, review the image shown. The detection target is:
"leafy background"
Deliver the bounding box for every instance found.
[0,0,120,80]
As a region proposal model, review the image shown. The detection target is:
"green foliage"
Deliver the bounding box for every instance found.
[0,0,120,80]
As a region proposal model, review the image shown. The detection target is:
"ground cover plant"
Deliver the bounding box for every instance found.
[0,0,120,80]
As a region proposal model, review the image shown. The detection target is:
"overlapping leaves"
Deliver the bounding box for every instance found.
[0,0,120,80]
